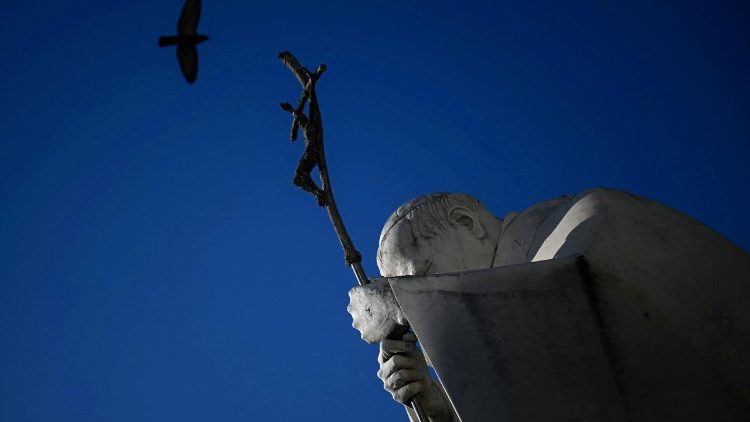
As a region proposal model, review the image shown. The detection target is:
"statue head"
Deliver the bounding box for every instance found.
[377,193,503,277]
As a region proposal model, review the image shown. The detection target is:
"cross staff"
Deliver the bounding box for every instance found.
[278,51,429,422]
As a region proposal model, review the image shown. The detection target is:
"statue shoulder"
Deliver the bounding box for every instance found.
[495,188,659,266]
[494,194,574,266]
[573,187,650,207]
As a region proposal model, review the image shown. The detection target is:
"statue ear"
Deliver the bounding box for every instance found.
[448,206,485,238]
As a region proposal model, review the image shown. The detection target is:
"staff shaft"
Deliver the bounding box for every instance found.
[279,51,429,422]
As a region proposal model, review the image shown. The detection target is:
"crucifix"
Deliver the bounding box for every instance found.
[278,51,429,422]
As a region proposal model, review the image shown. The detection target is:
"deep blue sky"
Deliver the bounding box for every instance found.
[1,1,748,420]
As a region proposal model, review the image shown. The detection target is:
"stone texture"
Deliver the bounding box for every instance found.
[347,277,408,343]
[390,256,628,422]
[347,188,750,421]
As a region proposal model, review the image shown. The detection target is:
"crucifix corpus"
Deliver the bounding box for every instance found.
[277,51,430,422]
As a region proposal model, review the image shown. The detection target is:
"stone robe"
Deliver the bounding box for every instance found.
[390,188,750,421]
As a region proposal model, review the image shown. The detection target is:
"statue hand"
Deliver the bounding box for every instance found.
[378,332,454,421]
[347,278,407,343]
[378,332,429,403]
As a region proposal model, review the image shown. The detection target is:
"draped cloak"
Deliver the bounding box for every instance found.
[393,188,750,422]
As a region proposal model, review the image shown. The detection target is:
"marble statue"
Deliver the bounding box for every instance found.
[348,188,750,422]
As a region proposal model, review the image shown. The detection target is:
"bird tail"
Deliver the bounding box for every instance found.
[158,36,179,47]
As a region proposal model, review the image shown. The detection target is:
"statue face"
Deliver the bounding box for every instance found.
[378,216,494,277]
[378,219,434,277]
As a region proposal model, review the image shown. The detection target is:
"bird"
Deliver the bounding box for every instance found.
[158,0,209,84]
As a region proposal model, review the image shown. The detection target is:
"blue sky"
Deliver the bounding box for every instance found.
[1,1,748,420]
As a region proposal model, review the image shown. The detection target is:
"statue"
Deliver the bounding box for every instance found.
[348,189,750,421]
[275,50,749,422]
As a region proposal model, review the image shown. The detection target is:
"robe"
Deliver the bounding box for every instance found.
[394,188,750,421]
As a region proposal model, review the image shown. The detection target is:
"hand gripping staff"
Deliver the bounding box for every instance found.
[278,52,429,422]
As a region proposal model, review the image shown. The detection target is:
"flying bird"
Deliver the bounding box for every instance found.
[158,0,209,84]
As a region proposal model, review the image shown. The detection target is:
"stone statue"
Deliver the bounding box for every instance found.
[348,188,750,422]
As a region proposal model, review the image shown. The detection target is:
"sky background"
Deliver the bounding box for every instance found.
[1,0,749,420]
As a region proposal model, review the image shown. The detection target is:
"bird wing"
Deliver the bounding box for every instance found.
[177,44,198,84]
[177,0,201,35]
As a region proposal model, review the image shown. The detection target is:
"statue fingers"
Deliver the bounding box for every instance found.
[377,355,416,381]
[379,339,416,363]
[391,381,426,404]
[384,369,423,391]
[401,332,417,343]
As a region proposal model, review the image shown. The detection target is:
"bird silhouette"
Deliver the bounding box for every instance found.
[158,0,209,84]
